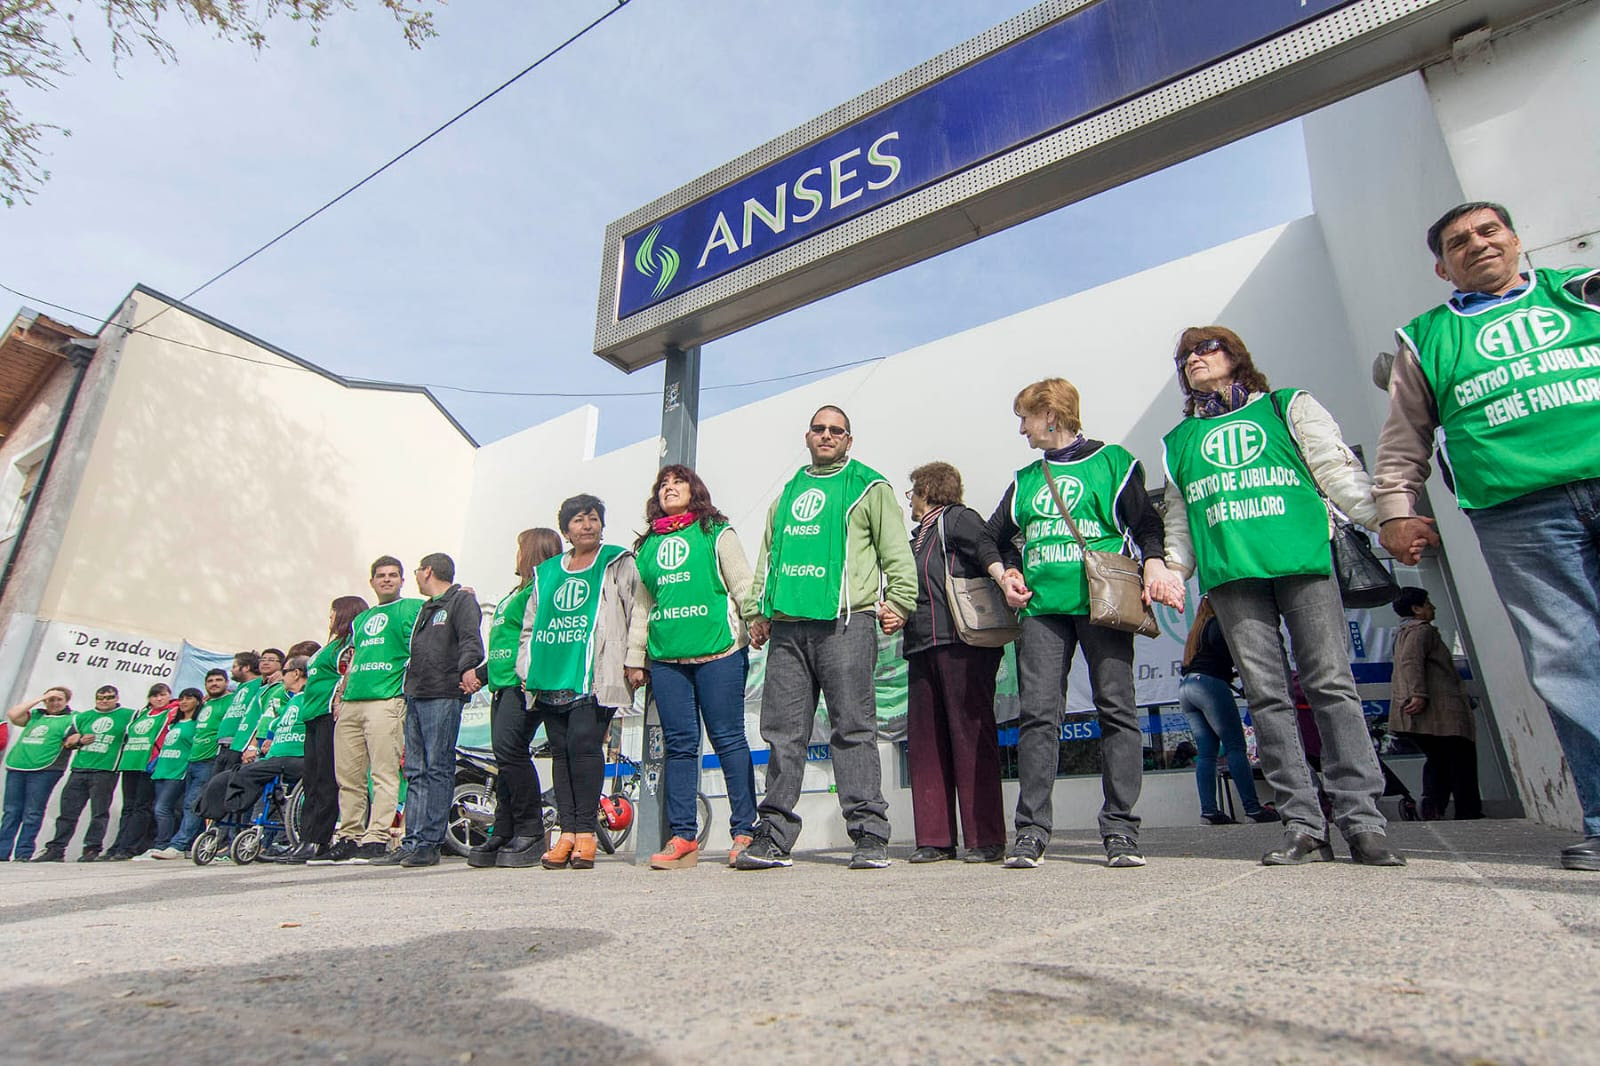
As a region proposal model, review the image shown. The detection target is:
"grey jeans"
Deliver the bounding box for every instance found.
[1208,573,1387,841]
[757,615,890,850]
[1013,613,1142,840]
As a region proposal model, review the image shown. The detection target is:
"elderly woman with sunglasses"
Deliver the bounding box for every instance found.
[1161,326,1403,868]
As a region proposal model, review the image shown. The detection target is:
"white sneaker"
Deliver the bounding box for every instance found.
[130,850,160,861]
[150,847,183,860]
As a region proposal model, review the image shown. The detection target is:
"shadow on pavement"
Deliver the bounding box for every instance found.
[0,867,384,928]
[0,926,659,1065]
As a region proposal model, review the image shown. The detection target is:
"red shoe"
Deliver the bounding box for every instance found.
[649,836,699,870]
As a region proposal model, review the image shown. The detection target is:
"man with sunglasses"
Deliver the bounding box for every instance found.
[36,685,133,862]
[739,405,917,870]
[1376,201,1600,872]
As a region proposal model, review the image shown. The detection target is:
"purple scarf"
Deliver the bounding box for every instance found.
[1192,383,1253,418]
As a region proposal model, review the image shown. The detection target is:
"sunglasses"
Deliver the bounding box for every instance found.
[809,424,849,437]
[1180,338,1228,362]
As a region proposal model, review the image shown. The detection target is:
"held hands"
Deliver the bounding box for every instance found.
[1379,516,1441,565]
[624,667,649,693]
[878,602,905,636]
[1142,558,1186,611]
[998,569,1033,610]
[748,617,771,650]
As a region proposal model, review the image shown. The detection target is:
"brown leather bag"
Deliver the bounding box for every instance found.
[1042,465,1160,639]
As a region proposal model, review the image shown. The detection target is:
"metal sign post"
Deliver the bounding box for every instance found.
[633,345,701,864]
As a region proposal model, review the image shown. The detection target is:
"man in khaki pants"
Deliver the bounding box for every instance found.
[318,556,423,864]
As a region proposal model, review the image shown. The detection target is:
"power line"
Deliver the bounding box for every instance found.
[0,280,886,400]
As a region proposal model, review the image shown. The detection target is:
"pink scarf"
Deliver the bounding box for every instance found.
[651,511,697,535]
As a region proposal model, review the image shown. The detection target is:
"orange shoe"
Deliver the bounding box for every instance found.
[569,833,598,870]
[650,836,700,870]
[727,834,754,868]
[541,833,576,870]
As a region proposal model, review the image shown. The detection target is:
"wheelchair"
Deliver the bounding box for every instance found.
[191,775,304,865]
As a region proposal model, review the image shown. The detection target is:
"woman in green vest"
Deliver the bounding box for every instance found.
[284,596,368,862]
[1161,325,1402,867]
[1,687,79,861]
[145,687,202,858]
[468,526,561,869]
[519,494,639,871]
[984,377,1183,871]
[625,465,759,870]
[105,683,175,860]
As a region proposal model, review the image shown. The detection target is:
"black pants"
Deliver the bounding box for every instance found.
[225,757,302,813]
[539,697,614,833]
[1407,733,1483,819]
[108,771,155,855]
[47,769,118,852]
[214,747,243,772]
[490,687,544,839]
[299,715,338,848]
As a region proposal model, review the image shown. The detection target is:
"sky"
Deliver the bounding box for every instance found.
[1,1,1313,452]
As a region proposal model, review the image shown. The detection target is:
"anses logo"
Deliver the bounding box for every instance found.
[633,224,680,301]
[1200,422,1266,470]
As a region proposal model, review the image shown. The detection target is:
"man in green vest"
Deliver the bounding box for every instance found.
[1376,201,1600,872]
[37,685,133,862]
[738,405,917,871]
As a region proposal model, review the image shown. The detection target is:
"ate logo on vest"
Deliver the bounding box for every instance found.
[363,614,389,637]
[91,717,114,734]
[1200,422,1267,470]
[1031,476,1084,517]
[655,537,691,571]
[1475,306,1572,361]
[553,578,590,612]
[790,488,827,522]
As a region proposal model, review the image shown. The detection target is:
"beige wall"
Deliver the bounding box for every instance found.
[38,291,477,652]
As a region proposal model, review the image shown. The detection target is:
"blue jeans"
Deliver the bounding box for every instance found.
[1469,479,1600,838]
[651,648,758,842]
[151,777,188,848]
[0,768,65,860]
[170,759,215,851]
[402,697,464,850]
[1179,673,1265,817]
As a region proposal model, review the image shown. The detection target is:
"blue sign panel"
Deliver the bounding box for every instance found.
[617,0,1356,319]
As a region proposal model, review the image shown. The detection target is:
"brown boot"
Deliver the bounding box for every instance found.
[570,833,598,870]
[541,833,576,870]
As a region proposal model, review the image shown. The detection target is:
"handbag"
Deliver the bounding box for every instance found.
[1042,467,1161,638]
[1268,393,1400,609]
[934,510,1021,647]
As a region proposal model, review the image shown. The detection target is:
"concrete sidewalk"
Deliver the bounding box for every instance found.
[0,819,1595,1064]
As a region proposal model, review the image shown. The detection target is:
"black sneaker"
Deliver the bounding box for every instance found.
[76,848,102,863]
[1004,832,1047,869]
[849,834,891,870]
[1103,834,1146,868]
[733,829,792,870]
[963,844,1005,864]
[908,845,957,864]
[309,838,358,865]
[368,846,411,867]
[30,845,65,863]
[400,845,440,868]
[350,842,389,865]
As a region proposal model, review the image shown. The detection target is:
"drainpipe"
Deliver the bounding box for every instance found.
[0,338,97,604]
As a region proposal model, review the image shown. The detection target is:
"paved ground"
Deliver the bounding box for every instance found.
[1,819,1596,1065]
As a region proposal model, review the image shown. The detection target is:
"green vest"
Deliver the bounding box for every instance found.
[1163,390,1331,591]
[4,710,74,771]
[235,682,287,749]
[300,639,345,722]
[343,598,424,701]
[190,696,229,762]
[526,545,626,695]
[117,709,168,772]
[761,459,888,620]
[637,521,735,659]
[69,707,133,771]
[266,695,307,758]
[217,678,261,747]
[1010,448,1139,617]
[1402,267,1600,510]
[486,583,536,691]
[151,719,195,781]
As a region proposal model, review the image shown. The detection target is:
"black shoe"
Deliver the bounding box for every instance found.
[733,829,792,870]
[849,833,890,870]
[1246,805,1280,824]
[468,834,509,868]
[1262,832,1335,866]
[494,835,544,868]
[100,850,133,862]
[1104,834,1146,868]
[908,845,957,864]
[400,846,440,868]
[1004,832,1047,869]
[368,847,411,867]
[1560,837,1600,872]
[350,842,389,864]
[76,848,102,863]
[963,844,1005,864]
[280,843,319,865]
[1347,832,1406,867]
[30,845,65,863]
[307,838,357,865]
[1201,812,1237,825]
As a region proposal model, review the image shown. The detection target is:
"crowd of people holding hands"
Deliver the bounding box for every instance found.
[2,201,1597,873]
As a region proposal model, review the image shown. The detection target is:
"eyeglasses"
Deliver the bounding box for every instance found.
[809,424,849,437]
[1181,338,1227,362]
